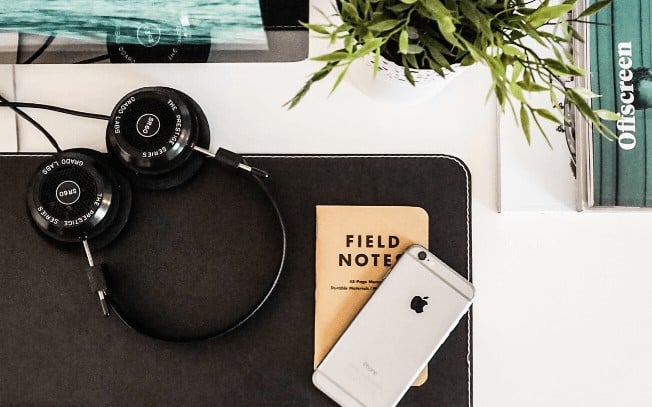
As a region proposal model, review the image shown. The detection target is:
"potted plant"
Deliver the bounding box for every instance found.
[287,0,617,143]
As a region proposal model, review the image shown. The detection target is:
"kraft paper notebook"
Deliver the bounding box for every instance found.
[314,205,429,386]
[0,153,472,406]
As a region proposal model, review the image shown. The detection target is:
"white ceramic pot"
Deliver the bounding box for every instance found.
[347,54,468,104]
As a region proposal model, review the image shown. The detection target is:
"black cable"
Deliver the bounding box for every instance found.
[106,164,287,342]
[22,35,56,64]
[75,54,110,64]
[0,93,62,152]
[0,101,110,120]
[15,33,21,65]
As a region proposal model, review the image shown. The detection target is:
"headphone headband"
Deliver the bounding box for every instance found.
[107,168,287,342]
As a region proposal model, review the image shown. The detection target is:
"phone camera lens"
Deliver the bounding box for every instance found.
[417,251,427,260]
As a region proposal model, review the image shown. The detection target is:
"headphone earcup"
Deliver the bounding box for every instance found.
[106,87,210,190]
[27,150,132,250]
[120,153,204,190]
[86,168,132,250]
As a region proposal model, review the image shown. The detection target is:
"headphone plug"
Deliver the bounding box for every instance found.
[83,240,110,317]
[194,146,269,178]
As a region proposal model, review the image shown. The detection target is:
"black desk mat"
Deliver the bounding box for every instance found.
[0,154,472,406]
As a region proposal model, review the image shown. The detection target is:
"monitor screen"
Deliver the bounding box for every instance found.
[0,0,308,64]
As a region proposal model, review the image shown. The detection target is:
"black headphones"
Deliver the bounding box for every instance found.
[25,87,286,342]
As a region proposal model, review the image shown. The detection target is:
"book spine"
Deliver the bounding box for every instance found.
[614,0,645,206]
[590,4,601,204]
[643,0,652,206]
[596,1,618,206]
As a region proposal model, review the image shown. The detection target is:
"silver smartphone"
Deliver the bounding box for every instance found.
[312,244,474,407]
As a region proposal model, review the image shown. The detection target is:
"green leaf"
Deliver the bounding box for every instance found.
[567,89,598,123]
[550,87,560,109]
[437,16,456,33]
[332,23,353,35]
[388,2,413,12]
[300,23,330,35]
[568,25,585,43]
[311,51,350,62]
[538,31,571,43]
[352,38,383,57]
[340,1,360,22]
[368,19,402,32]
[344,35,354,53]
[595,109,621,121]
[330,64,351,95]
[311,63,338,82]
[520,105,531,144]
[543,58,587,76]
[460,37,484,64]
[516,81,549,92]
[406,26,419,40]
[485,56,506,82]
[423,45,451,71]
[402,55,416,85]
[509,82,526,103]
[533,108,562,125]
[420,33,452,54]
[399,29,409,54]
[565,64,587,76]
[314,8,334,25]
[520,21,548,46]
[551,44,564,64]
[502,45,526,58]
[511,62,524,82]
[526,4,575,27]
[405,53,419,68]
[284,62,337,109]
[373,47,380,78]
[578,0,612,18]
[426,58,446,76]
[572,87,600,99]
[407,44,424,54]
[328,32,337,45]
[494,84,506,107]
[404,65,416,85]
[419,0,453,18]
[523,69,532,86]
[529,109,553,148]
[360,0,371,18]
[459,0,492,38]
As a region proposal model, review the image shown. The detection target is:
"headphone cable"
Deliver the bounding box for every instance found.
[0,93,112,152]
[0,101,110,120]
[0,93,62,152]
[75,54,110,64]
[22,35,56,64]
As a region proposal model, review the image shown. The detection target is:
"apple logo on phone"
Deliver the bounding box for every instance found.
[410,296,429,313]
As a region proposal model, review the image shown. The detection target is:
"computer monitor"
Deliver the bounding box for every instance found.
[0,0,308,64]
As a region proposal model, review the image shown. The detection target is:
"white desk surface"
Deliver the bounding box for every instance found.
[2,2,652,406]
